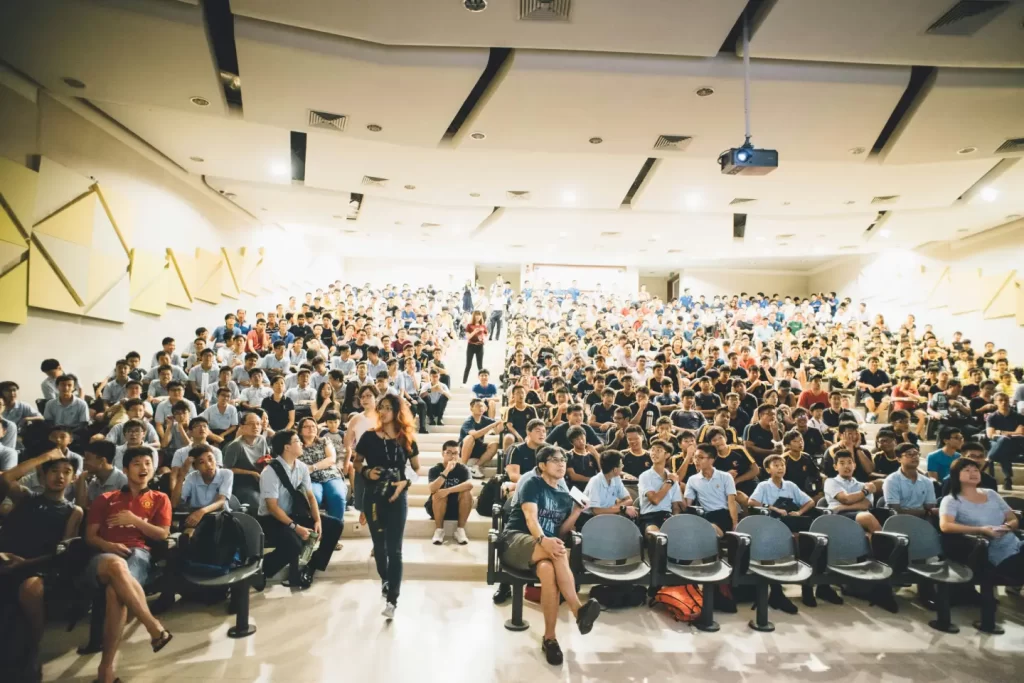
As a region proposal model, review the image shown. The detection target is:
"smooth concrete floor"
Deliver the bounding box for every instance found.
[39,578,1024,683]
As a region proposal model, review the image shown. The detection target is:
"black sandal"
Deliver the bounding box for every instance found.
[151,629,173,653]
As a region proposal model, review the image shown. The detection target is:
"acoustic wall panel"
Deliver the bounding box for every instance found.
[194,247,223,304]
[32,231,90,303]
[0,240,25,274]
[239,246,262,296]
[984,272,1018,320]
[950,270,981,315]
[166,248,194,309]
[94,185,133,255]
[924,267,950,309]
[32,157,92,226]
[83,269,129,323]
[129,248,168,316]
[0,156,38,241]
[28,241,81,314]
[220,247,241,299]
[0,260,28,324]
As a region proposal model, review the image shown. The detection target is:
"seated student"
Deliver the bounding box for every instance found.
[887,410,920,447]
[499,445,600,665]
[85,447,174,683]
[669,389,706,432]
[882,444,937,518]
[628,386,661,435]
[0,382,40,431]
[427,441,473,546]
[706,426,760,498]
[472,369,499,419]
[76,440,128,511]
[565,426,600,491]
[694,376,722,417]
[260,340,293,376]
[171,444,234,529]
[40,357,80,401]
[925,426,963,482]
[113,419,159,470]
[619,425,653,485]
[42,375,89,427]
[258,430,343,589]
[744,404,782,467]
[223,410,270,510]
[928,379,976,436]
[504,419,546,492]
[750,453,816,529]
[239,368,272,411]
[985,391,1024,490]
[420,368,452,427]
[822,422,874,483]
[824,451,882,535]
[683,444,739,536]
[637,439,684,534]
[203,366,240,410]
[18,424,83,495]
[169,418,223,487]
[546,403,602,451]
[668,429,699,487]
[200,387,240,445]
[653,378,680,413]
[698,408,739,445]
[186,349,220,402]
[103,399,159,446]
[580,450,638,527]
[871,429,901,480]
[459,398,503,479]
[155,382,196,433]
[891,375,928,438]
[940,441,996,496]
[790,407,826,458]
[651,417,680,455]
[779,429,823,501]
[939,457,1022,581]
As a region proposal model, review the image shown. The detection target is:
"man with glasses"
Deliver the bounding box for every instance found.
[883,444,937,518]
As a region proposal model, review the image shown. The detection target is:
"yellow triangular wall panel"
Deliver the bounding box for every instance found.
[0,156,38,241]
[984,273,1018,320]
[0,203,27,247]
[32,232,90,304]
[94,185,133,255]
[221,247,241,299]
[950,270,981,315]
[0,260,28,324]
[34,191,95,246]
[0,240,26,275]
[129,248,168,316]
[86,250,129,311]
[166,248,193,309]
[83,272,129,323]
[925,267,951,309]
[90,192,129,263]
[28,242,82,315]
[194,248,223,305]
[32,157,92,226]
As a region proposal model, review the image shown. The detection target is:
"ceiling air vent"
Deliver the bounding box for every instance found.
[653,135,693,152]
[342,230,358,235]
[599,231,621,238]
[361,176,388,188]
[926,1,1010,36]
[519,0,571,21]
[508,244,526,249]
[667,249,682,254]
[994,137,1024,154]
[871,195,899,205]
[506,190,531,201]
[308,110,347,132]
[420,222,441,229]
[838,245,858,251]
[730,197,756,206]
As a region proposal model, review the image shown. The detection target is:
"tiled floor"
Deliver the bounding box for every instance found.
[40,577,1024,682]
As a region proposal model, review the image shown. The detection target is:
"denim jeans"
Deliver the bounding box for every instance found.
[312,477,348,520]
[367,490,408,604]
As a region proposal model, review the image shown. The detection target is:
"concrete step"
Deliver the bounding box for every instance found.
[408,479,483,496]
[323,536,487,582]
[341,506,492,540]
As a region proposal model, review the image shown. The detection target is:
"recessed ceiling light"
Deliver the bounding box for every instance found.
[695,86,715,97]
[782,201,791,206]
[957,146,977,155]
[190,96,210,107]
[404,184,416,190]
[470,132,486,140]
[332,215,344,219]
[469,192,480,198]
[684,193,702,210]
[62,77,86,89]
[189,156,204,163]
[980,187,999,202]
[394,221,403,226]
[269,161,290,178]
[366,124,382,132]
[562,190,577,204]
[589,137,603,145]
[260,207,268,212]
[844,200,856,205]
[879,229,891,238]
[849,146,866,155]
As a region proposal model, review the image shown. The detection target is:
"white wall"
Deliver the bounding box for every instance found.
[0,84,329,400]
[807,220,1024,350]
[639,275,669,300]
[476,267,520,292]
[341,258,474,292]
[679,269,810,299]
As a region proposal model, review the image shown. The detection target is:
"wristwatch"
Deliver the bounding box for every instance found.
[288,521,297,530]
[619,504,626,515]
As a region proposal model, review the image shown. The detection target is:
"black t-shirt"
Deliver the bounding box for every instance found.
[356,431,420,494]
[713,380,733,398]
[744,423,776,454]
[591,403,617,425]
[460,416,495,442]
[987,410,1024,433]
[506,405,538,438]
[714,446,756,477]
[568,451,599,484]
[668,453,697,481]
[614,390,636,408]
[695,392,722,411]
[822,408,856,429]
[428,462,470,491]
[546,422,602,450]
[524,390,544,405]
[575,380,594,397]
[798,426,826,457]
[629,402,661,433]
[728,409,751,435]
[698,424,737,444]
[0,494,74,559]
[261,395,296,431]
[506,443,537,473]
[670,409,705,431]
[783,452,821,497]
[872,451,901,477]
[349,342,370,359]
[621,451,653,479]
[727,366,749,380]
[738,394,759,419]
[859,369,890,391]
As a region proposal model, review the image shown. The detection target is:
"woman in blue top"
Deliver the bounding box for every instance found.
[939,457,1022,581]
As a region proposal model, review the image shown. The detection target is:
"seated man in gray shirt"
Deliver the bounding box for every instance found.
[1,381,43,429]
[223,411,269,509]
[43,376,89,427]
[75,440,128,510]
[171,444,234,528]
[100,360,132,405]
[0,417,16,468]
[881,443,937,518]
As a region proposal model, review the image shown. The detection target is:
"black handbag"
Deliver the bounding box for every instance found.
[269,459,313,520]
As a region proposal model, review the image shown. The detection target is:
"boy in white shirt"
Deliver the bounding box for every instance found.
[637,440,684,534]
[823,450,882,535]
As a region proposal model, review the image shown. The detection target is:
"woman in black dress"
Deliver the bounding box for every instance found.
[354,393,419,620]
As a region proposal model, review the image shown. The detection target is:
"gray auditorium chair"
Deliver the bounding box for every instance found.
[800,514,907,586]
[648,515,732,631]
[815,497,833,513]
[727,515,824,632]
[883,515,973,633]
[941,520,1024,634]
[570,514,650,585]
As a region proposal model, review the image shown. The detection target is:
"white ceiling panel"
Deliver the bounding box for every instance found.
[884,68,1024,165]
[633,157,998,215]
[752,0,1024,67]
[878,205,1014,249]
[233,16,488,146]
[99,103,292,185]
[232,0,746,58]
[0,0,225,114]
[467,52,908,157]
[304,134,645,210]
[745,213,881,251]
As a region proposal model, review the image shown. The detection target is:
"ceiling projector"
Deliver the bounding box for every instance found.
[718,143,778,176]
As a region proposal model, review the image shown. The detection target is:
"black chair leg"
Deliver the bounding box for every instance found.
[504,583,530,632]
[974,582,1004,635]
[77,592,105,655]
[695,582,720,632]
[749,582,774,632]
[227,579,257,638]
[928,583,959,634]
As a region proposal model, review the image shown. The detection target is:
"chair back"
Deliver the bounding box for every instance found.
[1003,496,1024,513]
[662,515,719,563]
[736,515,794,562]
[883,514,941,561]
[816,496,829,509]
[233,512,265,564]
[810,514,869,565]
[580,514,643,562]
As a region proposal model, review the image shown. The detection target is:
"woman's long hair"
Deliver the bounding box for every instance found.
[471,310,485,326]
[376,393,416,454]
[297,416,319,446]
[316,380,334,408]
[947,457,979,500]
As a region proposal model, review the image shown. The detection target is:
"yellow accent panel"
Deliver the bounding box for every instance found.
[985,273,1018,320]
[90,193,130,265]
[924,267,950,309]
[0,203,27,247]
[950,270,981,315]
[220,247,240,299]
[94,185,133,256]
[32,232,89,304]
[32,157,92,226]
[0,241,26,276]
[28,242,82,314]
[34,191,96,246]
[129,248,168,316]
[86,250,128,309]
[83,273,129,323]
[0,259,28,324]
[0,156,38,241]
[194,248,223,304]
[166,249,194,309]
[241,247,262,295]
[1017,282,1024,326]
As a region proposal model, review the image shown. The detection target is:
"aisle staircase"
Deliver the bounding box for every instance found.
[329,335,506,582]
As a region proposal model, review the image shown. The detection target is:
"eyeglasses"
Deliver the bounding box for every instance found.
[545,456,567,464]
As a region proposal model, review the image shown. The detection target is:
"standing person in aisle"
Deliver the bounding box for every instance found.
[463,311,488,384]
[355,394,420,620]
[345,385,379,523]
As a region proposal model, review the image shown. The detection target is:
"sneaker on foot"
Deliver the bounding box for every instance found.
[493,584,511,605]
[769,587,799,614]
[801,585,817,608]
[382,602,396,620]
[542,638,563,665]
[576,598,601,635]
[381,581,389,598]
[817,585,844,605]
[470,465,485,479]
[454,527,469,545]
[431,528,445,545]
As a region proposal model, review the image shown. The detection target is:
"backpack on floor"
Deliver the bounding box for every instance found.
[183,511,249,577]
[651,585,703,622]
[589,584,647,610]
[475,475,504,518]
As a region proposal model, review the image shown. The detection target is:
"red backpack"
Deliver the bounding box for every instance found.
[651,585,703,622]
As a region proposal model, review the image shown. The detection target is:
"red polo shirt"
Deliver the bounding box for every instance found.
[88,488,171,549]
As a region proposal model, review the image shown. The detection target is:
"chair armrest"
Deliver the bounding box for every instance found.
[871,531,909,574]
[647,531,668,575]
[941,532,989,576]
[797,532,829,574]
[569,530,584,576]
[725,531,751,576]
[491,503,503,533]
[747,506,772,517]
[687,505,706,517]
[487,529,498,583]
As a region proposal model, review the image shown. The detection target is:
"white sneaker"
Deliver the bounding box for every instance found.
[454,527,469,545]
[470,465,485,479]
[431,528,445,545]
[382,602,396,620]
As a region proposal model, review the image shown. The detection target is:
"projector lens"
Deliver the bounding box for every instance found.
[737,150,749,161]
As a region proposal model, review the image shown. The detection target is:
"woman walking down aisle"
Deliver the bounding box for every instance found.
[355,394,420,620]
[464,311,488,384]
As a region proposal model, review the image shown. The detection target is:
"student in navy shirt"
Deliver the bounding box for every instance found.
[985,392,1024,489]
[471,369,499,419]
